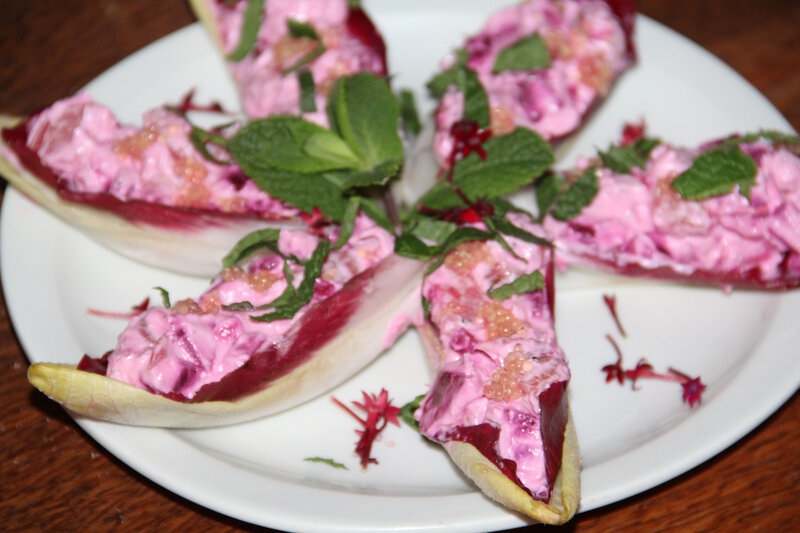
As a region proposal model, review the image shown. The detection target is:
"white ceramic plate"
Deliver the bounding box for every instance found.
[2,3,799,532]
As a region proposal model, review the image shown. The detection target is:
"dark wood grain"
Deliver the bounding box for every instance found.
[1,1,798,532]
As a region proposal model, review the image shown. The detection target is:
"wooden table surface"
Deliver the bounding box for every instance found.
[1,1,798,531]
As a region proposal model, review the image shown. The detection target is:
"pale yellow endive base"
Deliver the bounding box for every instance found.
[416,322,580,524]
[0,115,300,277]
[444,412,580,524]
[188,0,223,51]
[27,254,424,428]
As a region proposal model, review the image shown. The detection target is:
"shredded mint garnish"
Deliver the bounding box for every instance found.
[222,228,282,268]
[488,215,552,247]
[488,270,544,300]
[671,146,757,200]
[715,130,800,150]
[493,33,551,73]
[221,301,256,312]
[537,166,599,221]
[304,457,348,470]
[298,70,317,113]
[227,0,264,61]
[399,394,426,432]
[599,137,660,174]
[153,287,171,308]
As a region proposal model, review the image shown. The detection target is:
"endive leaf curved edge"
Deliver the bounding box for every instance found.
[27,254,425,428]
[0,115,301,277]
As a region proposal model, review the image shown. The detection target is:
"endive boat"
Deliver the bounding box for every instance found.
[28,214,425,427]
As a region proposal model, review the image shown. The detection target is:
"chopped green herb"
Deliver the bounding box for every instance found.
[599,137,660,174]
[153,287,171,308]
[298,70,317,113]
[399,394,426,432]
[222,228,282,268]
[671,146,757,200]
[537,166,599,221]
[283,20,326,75]
[488,270,545,300]
[304,457,348,470]
[227,0,265,61]
[493,33,551,73]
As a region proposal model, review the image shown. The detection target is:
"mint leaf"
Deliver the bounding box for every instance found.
[230,116,353,173]
[426,227,494,275]
[227,0,264,61]
[493,33,551,73]
[222,301,256,311]
[342,158,402,191]
[304,457,348,470]
[451,128,554,200]
[394,232,439,260]
[599,137,660,174]
[245,167,351,221]
[488,216,552,247]
[427,49,468,97]
[303,130,361,169]
[328,73,403,167]
[332,196,360,249]
[407,217,457,245]
[222,228,282,268]
[488,270,544,300]
[283,20,325,75]
[399,394,426,432]
[538,166,599,221]
[298,70,317,112]
[462,68,490,128]
[671,147,758,200]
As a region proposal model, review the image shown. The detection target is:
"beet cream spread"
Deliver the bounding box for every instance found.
[98,214,394,400]
[0,93,298,223]
[433,0,633,160]
[206,0,386,124]
[415,214,569,501]
[544,140,800,287]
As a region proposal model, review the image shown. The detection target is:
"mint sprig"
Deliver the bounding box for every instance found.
[493,33,551,73]
[228,73,403,225]
[599,137,660,174]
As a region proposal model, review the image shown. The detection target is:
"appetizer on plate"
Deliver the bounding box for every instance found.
[539,129,800,289]
[428,0,636,163]
[413,214,579,524]
[0,72,405,276]
[27,214,425,427]
[0,94,301,277]
[189,0,387,124]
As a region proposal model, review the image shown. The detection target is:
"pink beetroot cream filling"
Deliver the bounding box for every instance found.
[416,214,570,501]
[97,214,393,400]
[206,0,386,124]
[10,93,298,221]
[433,0,633,160]
[544,141,800,286]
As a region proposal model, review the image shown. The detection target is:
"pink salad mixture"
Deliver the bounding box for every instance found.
[207,0,386,124]
[105,214,394,399]
[434,0,633,160]
[544,140,800,285]
[415,214,569,499]
[22,93,297,219]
